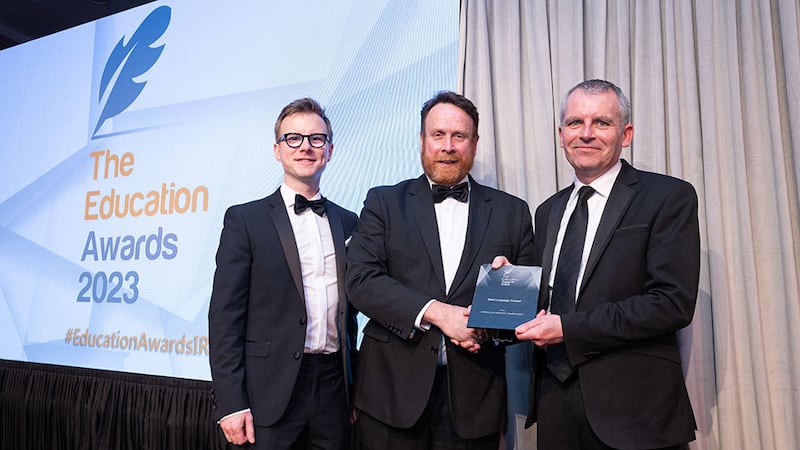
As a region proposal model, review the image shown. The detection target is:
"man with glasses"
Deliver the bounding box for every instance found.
[209,98,358,449]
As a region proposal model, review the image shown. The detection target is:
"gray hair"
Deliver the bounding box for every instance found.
[559,79,631,126]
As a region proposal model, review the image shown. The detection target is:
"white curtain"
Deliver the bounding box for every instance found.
[459,1,800,449]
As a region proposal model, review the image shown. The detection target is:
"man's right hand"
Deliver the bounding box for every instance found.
[423,301,474,343]
[219,410,255,446]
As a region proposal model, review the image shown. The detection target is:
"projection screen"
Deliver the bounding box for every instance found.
[0,0,458,380]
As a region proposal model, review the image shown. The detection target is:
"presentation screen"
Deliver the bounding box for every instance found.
[0,0,458,380]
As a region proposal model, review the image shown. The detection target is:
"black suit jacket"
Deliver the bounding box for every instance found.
[208,188,358,426]
[527,160,699,448]
[346,175,535,439]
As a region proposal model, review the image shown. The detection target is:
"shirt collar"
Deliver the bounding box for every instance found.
[572,160,622,198]
[280,184,322,209]
[425,175,470,189]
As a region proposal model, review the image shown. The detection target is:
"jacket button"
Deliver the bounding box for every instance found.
[430,347,438,354]
[300,317,306,325]
[294,352,302,359]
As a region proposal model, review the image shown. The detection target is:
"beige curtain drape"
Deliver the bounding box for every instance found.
[458,1,800,449]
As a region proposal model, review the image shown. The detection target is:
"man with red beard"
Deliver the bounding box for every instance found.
[346,91,535,449]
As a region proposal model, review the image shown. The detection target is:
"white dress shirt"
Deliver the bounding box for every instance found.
[280,184,339,354]
[413,178,470,366]
[548,161,622,306]
[434,182,470,295]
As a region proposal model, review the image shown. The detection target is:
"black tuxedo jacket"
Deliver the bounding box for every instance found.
[346,175,534,439]
[208,188,358,426]
[527,160,699,448]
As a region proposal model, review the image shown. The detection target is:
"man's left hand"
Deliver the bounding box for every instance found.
[514,310,564,347]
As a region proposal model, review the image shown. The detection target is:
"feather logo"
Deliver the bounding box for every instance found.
[93,6,171,137]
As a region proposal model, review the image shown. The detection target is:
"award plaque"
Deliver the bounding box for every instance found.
[467,264,541,330]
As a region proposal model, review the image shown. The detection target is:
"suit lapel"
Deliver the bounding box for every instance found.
[579,161,639,302]
[410,176,447,293]
[326,205,348,305]
[326,203,354,394]
[266,189,304,301]
[326,204,348,332]
[449,178,491,297]
[539,187,571,310]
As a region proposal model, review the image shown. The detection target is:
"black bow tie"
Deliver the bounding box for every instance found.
[294,194,327,216]
[431,182,469,203]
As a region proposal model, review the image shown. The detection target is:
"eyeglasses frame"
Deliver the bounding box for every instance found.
[277,133,330,149]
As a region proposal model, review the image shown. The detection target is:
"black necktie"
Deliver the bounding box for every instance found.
[294,194,327,216]
[547,185,595,382]
[431,182,468,203]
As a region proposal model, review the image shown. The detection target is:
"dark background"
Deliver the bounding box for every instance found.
[0,0,153,50]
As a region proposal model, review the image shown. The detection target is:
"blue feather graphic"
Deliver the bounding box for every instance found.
[93,6,171,137]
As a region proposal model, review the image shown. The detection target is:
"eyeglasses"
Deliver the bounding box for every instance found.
[278,133,329,148]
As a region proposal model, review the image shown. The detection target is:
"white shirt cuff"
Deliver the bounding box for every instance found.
[218,408,250,424]
[414,299,437,330]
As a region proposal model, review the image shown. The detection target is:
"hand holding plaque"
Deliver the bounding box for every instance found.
[467,264,541,330]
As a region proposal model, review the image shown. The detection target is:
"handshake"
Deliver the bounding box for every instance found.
[424,256,565,353]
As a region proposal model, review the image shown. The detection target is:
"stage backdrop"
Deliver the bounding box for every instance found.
[0,0,458,380]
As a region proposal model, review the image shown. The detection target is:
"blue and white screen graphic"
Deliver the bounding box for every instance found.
[0,0,458,380]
